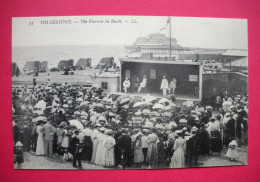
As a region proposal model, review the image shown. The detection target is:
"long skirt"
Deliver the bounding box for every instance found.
[91,139,99,162]
[103,148,115,167]
[134,147,144,163]
[82,136,93,161]
[227,148,238,159]
[36,135,45,156]
[146,143,157,168]
[95,142,104,165]
[210,131,222,153]
[170,147,185,168]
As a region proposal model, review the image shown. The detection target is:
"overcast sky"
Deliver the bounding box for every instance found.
[12,16,248,50]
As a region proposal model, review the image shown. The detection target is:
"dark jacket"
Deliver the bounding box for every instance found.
[118,134,132,154]
[69,136,80,155]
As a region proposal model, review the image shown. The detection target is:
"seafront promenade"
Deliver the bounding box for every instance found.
[12,69,98,87]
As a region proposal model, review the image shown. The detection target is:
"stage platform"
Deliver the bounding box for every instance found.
[109,92,201,103]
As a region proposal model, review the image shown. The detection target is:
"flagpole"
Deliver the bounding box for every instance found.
[169,17,171,61]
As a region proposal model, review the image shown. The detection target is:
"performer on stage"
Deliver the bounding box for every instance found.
[169,77,177,94]
[160,75,169,97]
[138,75,147,93]
[123,77,131,93]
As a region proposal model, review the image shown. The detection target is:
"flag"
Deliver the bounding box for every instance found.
[167,17,171,23]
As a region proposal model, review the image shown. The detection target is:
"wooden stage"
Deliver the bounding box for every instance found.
[109,92,201,103]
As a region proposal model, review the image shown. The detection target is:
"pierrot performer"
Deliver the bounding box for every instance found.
[160,75,169,97]
[123,77,131,93]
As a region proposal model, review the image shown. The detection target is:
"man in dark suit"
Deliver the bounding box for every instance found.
[117,128,132,168]
[186,129,200,166]
[41,121,57,157]
[69,130,83,168]
[197,123,210,156]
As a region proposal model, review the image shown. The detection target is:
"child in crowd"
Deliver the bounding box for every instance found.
[227,140,238,161]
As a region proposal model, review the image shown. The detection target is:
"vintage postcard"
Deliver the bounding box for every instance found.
[12,16,248,170]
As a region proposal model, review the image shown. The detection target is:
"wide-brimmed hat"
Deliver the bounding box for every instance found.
[15,141,23,147]
[175,130,182,134]
[95,123,102,127]
[99,127,106,131]
[209,117,215,121]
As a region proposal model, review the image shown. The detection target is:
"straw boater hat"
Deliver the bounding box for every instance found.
[209,117,215,122]
[15,141,23,147]
[99,127,106,132]
[168,133,175,139]
[175,130,182,135]
[95,123,102,127]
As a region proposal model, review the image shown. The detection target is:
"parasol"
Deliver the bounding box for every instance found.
[76,97,83,102]
[133,102,145,108]
[152,103,164,109]
[68,120,83,130]
[32,116,47,123]
[158,98,170,104]
[80,101,90,107]
[135,111,142,116]
[35,100,47,109]
[163,112,172,117]
[120,97,130,104]
[96,103,104,108]
[145,96,157,103]
[142,109,151,115]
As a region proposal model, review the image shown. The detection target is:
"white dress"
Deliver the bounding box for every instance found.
[36,126,45,155]
[103,136,116,166]
[91,129,100,162]
[170,138,186,168]
[95,133,105,165]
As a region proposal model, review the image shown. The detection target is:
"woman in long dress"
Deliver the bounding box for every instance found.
[103,130,116,167]
[134,133,144,165]
[36,122,45,155]
[91,125,101,162]
[170,131,186,168]
[146,128,158,168]
[95,127,106,165]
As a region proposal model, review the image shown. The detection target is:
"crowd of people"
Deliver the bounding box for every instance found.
[12,82,248,169]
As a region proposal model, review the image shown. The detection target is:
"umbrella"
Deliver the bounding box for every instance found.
[152,103,164,109]
[164,106,172,110]
[35,100,47,109]
[145,102,154,106]
[142,109,151,115]
[120,98,130,104]
[74,111,81,115]
[32,116,47,123]
[145,96,157,103]
[81,111,88,116]
[163,112,172,117]
[76,97,83,102]
[133,102,145,108]
[80,101,90,107]
[158,98,170,104]
[69,120,83,130]
[135,111,142,116]
[95,103,104,108]
[98,116,107,122]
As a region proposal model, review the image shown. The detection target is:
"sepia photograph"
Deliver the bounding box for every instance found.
[11,16,248,170]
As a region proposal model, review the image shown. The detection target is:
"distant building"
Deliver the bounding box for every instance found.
[39,61,48,72]
[12,62,20,77]
[75,58,92,69]
[23,61,48,72]
[57,59,74,70]
[96,57,114,69]
[92,72,120,94]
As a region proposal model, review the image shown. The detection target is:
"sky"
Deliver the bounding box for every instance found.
[12,16,248,50]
